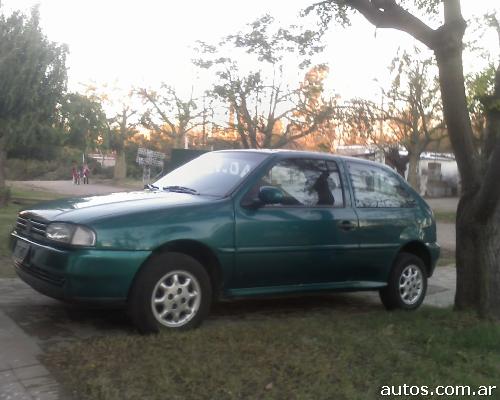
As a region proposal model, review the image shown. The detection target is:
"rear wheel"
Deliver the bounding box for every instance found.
[379,252,427,310]
[128,252,212,333]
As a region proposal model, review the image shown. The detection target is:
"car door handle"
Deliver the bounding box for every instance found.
[339,220,356,231]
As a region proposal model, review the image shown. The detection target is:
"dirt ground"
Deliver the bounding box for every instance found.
[9,180,136,197]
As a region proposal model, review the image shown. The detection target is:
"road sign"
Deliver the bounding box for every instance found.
[136,147,165,167]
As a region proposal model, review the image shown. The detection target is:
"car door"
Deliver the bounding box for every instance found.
[346,160,418,282]
[233,157,359,289]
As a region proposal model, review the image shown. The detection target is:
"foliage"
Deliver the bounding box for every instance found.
[84,86,141,179]
[0,6,67,150]
[303,0,441,30]
[0,5,67,205]
[195,15,338,149]
[342,49,444,146]
[138,85,207,149]
[122,140,143,179]
[58,92,108,154]
[6,146,86,180]
[6,158,63,180]
[338,48,445,187]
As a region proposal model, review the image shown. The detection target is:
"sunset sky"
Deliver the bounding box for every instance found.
[2,0,498,103]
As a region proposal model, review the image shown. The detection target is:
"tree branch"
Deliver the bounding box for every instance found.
[139,89,177,134]
[345,0,438,49]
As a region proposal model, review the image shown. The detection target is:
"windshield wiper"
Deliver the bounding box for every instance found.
[163,185,199,195]
[144,183,159,190]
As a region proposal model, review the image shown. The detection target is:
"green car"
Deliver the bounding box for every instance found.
[11,150,440,332]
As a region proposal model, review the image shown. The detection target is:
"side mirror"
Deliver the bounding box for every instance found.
[258,186,284,205]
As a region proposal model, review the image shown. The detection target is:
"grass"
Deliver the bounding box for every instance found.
[42,307,500,400]
[433,210,456,223]
[9,186,61,203]
[0,187,60,278]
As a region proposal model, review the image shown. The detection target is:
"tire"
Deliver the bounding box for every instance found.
[128,252,212,333]
[379,252,427,311]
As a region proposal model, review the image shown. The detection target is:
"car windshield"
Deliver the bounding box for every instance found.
[153,152,268,197]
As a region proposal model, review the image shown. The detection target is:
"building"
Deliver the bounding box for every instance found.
[87,153,116,168]
[335,145,459,198]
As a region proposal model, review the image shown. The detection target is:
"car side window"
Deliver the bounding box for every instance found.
[244,158,345,207]
[348,162,415,208]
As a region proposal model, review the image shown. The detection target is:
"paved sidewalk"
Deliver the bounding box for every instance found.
[436,222,455,251]
[0,311,60,400]
[426,197,459,213]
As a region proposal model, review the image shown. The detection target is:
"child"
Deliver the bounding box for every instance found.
[82,163,90,184]
[72,161,80,184]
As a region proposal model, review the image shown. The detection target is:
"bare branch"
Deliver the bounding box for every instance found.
[345,0,438,49]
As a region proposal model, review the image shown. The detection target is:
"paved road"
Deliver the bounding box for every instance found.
[426,197,459,213]
[437,222,455,251]
[425,197,458,252]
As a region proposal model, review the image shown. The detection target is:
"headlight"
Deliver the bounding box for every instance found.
[46,223,96,246]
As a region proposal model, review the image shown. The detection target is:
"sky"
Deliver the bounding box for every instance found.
[1,0,499,105]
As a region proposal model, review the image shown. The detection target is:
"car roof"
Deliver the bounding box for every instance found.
[213,148,388,169]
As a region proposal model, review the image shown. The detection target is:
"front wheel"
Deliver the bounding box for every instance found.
[128,252,212,333]
[379,252,427,310]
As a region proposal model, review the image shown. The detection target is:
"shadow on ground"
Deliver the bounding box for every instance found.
[2,276,452,347]
[2,278,389,346]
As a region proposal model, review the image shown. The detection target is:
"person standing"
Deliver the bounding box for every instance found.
[71,161,80,184]
[82,163,90,184]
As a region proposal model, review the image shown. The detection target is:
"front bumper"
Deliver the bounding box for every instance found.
[426,241,441,277]
[11,233,151,303]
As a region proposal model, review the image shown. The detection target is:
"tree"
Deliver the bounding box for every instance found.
[108,104,137,179]
[195,15,337,149]
[307,0,500,319]
[385,51,445,188]
[342,50,445,189]
[0,6,67,205]
[85,85,140,179]
[466,64,496,146]
[58,92,108,155]
[464,12,499,150]
[138,85,205,149]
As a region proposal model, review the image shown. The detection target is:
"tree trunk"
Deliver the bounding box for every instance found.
[477,211,500,320]
[407,151,420,192]
[0,136,8,207]
[342,0,500,318]
[174,133,184,149]
[438,49,500,318]
[454,195,481,310]
[113,150,126,180]
[455,196,500,318]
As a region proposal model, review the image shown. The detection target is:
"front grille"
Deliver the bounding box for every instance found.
[15,215,48,241]
[17,262,65,287]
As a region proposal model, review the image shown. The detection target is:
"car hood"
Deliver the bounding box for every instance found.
[24,190,216,223]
